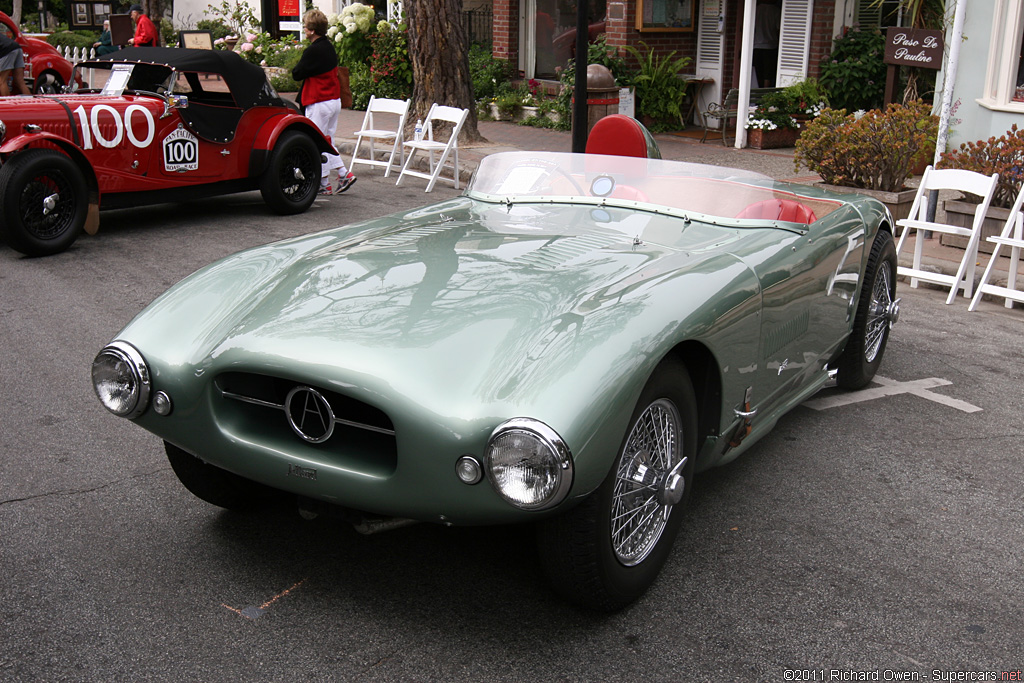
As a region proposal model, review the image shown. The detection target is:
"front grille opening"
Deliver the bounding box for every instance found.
[214,372,397,475]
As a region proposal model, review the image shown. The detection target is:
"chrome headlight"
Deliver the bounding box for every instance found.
[484,418,573,511]
[0,119,6,144]
[91,341,151,419]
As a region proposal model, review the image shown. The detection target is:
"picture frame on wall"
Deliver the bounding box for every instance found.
[636,0,695,31]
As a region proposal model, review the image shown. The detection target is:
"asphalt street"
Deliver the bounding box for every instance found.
[1,172,1022,682]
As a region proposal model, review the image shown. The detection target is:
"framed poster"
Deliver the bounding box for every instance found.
[636,0,694,32]
[73,3,91,26]
[179,30,214,49]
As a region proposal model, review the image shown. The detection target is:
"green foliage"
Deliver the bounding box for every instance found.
[47,30,97,51]
[196,18,232,42]
[269,72,299,93]
[205,0,260,37]
[794,100,938,192]
[367,22,412,100]
[940,125,1024,209]
[781,77,830,113]
[159,18,176,47]
[623,42,691,131]
[746,91,799,130]
[348,62,373,110]
[469,43,514,101]
[819,27,886,112]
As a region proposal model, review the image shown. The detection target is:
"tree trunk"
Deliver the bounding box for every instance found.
[12,0,22,25]
[406,0,486,144]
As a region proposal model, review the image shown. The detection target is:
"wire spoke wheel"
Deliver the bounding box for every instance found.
[611,398,682,567]
[20,168,76,240]
[864,259,893,363]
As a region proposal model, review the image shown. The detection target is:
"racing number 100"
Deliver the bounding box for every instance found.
[73,104,156,150]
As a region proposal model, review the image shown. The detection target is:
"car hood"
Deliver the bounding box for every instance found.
[119,197,765,425]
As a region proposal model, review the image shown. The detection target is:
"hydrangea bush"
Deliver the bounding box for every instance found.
[327,3,376,66]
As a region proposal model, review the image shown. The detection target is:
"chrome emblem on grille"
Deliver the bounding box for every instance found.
[285,386,335,443]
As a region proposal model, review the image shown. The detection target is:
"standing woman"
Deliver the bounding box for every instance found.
[292,9,356,195]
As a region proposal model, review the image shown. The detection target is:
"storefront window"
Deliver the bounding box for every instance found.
[533,0,607,80]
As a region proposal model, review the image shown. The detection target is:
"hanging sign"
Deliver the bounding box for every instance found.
[279,0,300,17]
[884,27,944,70]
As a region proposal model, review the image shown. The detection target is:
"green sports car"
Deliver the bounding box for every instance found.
[92,149,899,611]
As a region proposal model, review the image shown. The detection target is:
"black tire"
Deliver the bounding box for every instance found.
[537,357,698,612]
[259,131,320,215]
[165,441,280,511]
[0,149,87,257]
[33,72,63,94]
[836,230,899,390]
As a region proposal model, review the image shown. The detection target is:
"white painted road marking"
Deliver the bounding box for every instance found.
[803,375,982,413]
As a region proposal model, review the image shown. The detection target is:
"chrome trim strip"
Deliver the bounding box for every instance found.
[220,387,396,437]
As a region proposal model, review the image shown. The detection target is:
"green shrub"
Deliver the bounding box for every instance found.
[623,42,691,131]
[469,43,514,101]
[47,30,97,51]
[818,27,886,112]
[196,18,232,42]
[349,62,373,110]
[794,100,938,192]
[367,22,412,101]
[940,125,1024,209]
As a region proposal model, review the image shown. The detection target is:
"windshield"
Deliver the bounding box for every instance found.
[466,151,842,226]
[73,61,175,96]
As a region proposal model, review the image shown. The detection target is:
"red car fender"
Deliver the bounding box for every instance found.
[247,112,338,177]
[2,132,101,234]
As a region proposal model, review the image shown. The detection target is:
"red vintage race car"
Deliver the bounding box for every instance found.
[0,47,335,256]
[1,11,75,93]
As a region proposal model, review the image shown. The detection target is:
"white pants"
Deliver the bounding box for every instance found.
[305,99,347,180]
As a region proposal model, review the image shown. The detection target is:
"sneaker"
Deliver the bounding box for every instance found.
[318,184,333,196]
[335,173,357,194]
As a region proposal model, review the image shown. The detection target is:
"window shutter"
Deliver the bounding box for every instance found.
[776,0,814,86]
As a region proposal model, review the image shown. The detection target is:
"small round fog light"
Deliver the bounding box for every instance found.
[455,455,483,485]
[152,391,173,416]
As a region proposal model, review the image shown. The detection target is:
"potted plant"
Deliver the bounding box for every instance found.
[623,42,691,132]
[744,91,800,149]
[937,124,1024,251]
[793,100,939,220]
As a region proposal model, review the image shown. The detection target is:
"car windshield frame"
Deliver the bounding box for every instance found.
[465,151,843,229]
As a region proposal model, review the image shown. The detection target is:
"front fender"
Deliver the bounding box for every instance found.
[1,132,101,234]
[247,113,338,177]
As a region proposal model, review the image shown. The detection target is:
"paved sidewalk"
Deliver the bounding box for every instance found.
[330,107,1018,295]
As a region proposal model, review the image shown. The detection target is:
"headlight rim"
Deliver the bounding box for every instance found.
[484,417,573,511]
[91,340,151,419]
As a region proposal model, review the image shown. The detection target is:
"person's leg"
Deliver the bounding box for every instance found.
[304,100,336,193]
[0,69,11,97]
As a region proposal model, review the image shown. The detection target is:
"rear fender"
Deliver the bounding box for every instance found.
[1,132,101,234]
[248,114,337,177]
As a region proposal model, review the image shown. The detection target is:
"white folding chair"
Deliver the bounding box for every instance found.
[349,96,410,177]
[895,166,1000,304]
[395,104,469,192]
[969,185,1024,311]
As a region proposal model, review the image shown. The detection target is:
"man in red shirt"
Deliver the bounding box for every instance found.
[127,4,158,47]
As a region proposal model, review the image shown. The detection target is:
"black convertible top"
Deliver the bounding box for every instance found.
[94,47,288,110]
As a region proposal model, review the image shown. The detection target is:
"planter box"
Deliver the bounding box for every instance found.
[747,127,799,149]
[940,199,1011,254]
[515,105,539,122]
[488,103,512,121]
[816,183,918,222]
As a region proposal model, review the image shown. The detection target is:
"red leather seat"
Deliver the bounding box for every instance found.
[735,198,817,224]
[585,115,660,159]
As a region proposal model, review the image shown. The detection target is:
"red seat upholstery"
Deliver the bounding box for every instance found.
[586,115,656,158]
[735,198,817,224]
